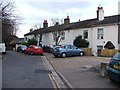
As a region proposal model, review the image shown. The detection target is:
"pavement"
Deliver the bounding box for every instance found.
[44,53,120,88]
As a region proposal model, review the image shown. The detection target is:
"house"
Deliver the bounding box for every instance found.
[24,6,120,56]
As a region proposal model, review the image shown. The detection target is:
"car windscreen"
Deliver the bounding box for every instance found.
[34,46,41,48]
[112,52,120,61]
[21,45,27,48]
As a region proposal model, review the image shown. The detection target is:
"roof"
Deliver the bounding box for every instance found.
[10,38,24,44]
[64,15,120,30]
[24,15,120,36]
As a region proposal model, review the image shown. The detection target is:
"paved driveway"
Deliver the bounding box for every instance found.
[45,53,120,88]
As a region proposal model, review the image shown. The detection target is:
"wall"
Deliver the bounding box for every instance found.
[91,25,118,54]
[35,24,119,57]
[24,35,35,41]
[59,28,92,47]
[42,33,55,47]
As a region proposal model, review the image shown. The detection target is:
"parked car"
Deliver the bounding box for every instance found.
[17,45,27,53]
[0,43,6,54]
[24,45,43,55]
[42,45,53,53]
[52,44,84,58]
[107,51,120,83]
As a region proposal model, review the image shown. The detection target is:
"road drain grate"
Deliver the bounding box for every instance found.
[34,69,52,74]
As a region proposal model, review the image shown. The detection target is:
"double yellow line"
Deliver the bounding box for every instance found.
[42,57,61,89]
[48,73,61,89]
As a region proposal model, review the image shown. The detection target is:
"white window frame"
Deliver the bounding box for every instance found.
[97,28,104,39]
[61,31,65,40]
[83,30,88,39]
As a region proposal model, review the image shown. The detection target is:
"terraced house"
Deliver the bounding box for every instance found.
[24,6,120,56]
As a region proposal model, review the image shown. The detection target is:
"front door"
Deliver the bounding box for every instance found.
[97,45,103,56]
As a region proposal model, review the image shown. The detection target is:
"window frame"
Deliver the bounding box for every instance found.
[83,30,88,39]
[97,28,104,39]
[61,31,65,40]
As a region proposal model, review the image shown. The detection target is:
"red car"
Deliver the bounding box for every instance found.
[24,45,43,55]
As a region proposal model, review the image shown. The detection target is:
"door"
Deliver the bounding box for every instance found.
[97,45,103,56]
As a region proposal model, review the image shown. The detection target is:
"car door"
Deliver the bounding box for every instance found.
[66,45,74,56]
[70,45,79,55]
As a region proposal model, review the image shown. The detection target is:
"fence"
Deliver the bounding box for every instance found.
[101,49,118,57]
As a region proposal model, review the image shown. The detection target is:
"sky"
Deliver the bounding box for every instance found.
[10,0,120,38]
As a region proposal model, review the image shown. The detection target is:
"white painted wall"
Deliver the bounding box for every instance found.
[42,33,55,47]
[91,25,118,53]
[41,24,118,56]
[24,35,35,41]
[25,24,119,56]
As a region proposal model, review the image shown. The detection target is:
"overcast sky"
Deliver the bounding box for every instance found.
[12,0,120,38]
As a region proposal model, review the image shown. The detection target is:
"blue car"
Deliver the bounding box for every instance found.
[52,44,84,58]
[107,51,120,83]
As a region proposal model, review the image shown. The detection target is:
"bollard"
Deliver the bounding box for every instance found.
[101,62,109,77]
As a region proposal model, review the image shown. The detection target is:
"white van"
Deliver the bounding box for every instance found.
[0,43,6,54]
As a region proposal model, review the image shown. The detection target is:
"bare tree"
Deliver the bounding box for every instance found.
[51,18,64,45]
[0,1,21,48]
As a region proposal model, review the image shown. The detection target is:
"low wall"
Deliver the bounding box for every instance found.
[83,48,92,56]
[101,49,118,57]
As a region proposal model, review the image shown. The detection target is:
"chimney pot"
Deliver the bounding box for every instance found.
[67,16,69,18]
[101,7,103,9]
[98,7,101,10]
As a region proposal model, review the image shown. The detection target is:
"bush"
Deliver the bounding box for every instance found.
[73,35,89,48]
[22,38,37,47]
[21,41,28,46]
[27,38,37,46]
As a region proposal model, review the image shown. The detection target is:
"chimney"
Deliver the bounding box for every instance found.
[30,28,33,32]
[64,16,70,25]
[97,6,104,21]
[43,20,48,28]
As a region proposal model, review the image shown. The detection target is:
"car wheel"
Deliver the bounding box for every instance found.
[30,51,34,55]
[24,51,27,54]
[61,53,66,58]
[79,51,84,56]
[54,55,58,57]
[109,77,116,83]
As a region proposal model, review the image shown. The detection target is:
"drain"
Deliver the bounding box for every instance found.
[34,69,52,74]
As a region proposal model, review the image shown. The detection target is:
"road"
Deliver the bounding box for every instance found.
[2,51,63,89]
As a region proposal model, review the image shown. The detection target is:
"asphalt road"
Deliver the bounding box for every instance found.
[2,51,54,88]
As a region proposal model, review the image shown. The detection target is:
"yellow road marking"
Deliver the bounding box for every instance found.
[42,57,61,89]
[48,74,57,89]
[50,74,61,88]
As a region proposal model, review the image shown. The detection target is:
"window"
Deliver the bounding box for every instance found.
[97,28,104,39]
[61,31,65,40]
[53,32,57,41]
[83,30,88,39]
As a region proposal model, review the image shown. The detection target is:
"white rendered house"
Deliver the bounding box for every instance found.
[24,6,120,56]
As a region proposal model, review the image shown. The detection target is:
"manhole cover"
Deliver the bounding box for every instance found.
[34,69,52,74]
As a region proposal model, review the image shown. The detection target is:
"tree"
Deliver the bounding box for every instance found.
[27,38,37,46]
[73,35,89,48]
[0,1,21,48]
[51,18,64,45]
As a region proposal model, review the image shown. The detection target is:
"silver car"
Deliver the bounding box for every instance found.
[52,44,84,58]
